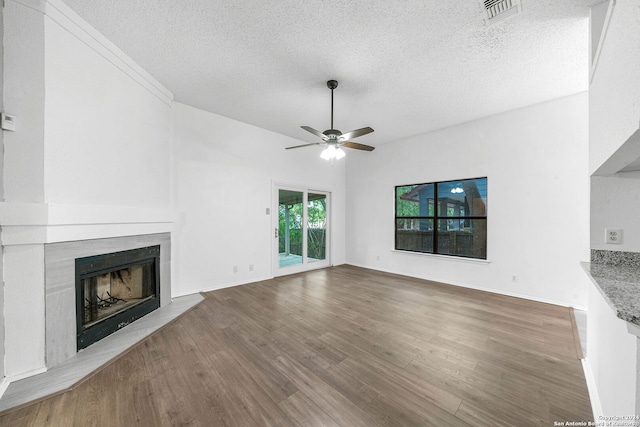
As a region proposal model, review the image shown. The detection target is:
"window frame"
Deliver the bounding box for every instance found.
[394,177,488,260]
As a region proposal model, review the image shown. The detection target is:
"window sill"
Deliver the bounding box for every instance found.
[391,249,491,265]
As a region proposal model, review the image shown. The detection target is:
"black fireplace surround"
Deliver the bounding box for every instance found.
[75,245,161,350]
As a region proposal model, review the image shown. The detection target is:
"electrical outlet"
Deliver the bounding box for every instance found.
[249,264,254,271]
[233,265,238,273]
[605,228,623,244]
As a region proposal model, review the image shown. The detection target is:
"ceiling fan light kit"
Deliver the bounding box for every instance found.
[320,145,346,161]
[287,80,375,162]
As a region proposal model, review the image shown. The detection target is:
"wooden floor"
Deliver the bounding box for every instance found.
[0,265,592,426]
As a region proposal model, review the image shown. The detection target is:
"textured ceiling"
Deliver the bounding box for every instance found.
[61,0,601,147]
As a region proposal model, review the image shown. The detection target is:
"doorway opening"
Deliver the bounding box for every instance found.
[275,187,330,275]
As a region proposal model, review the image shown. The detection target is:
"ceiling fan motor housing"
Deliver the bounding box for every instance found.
[323,129,342,139]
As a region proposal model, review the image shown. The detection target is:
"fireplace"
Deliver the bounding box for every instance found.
[75,245,161,350]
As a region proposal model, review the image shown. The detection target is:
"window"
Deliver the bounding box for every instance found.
[395,177,487,259]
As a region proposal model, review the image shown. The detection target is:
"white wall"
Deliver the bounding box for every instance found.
[3,0,173,216]
[591,172,640,251]
[346,93,590,308]
[589,1,609,67]
[589,0,640,175]
[589,0,640,252]
[2,0,45,203]
[0,1,6,392]
[586,0,640,416]
[3,245,45,379]
[170,102,346,297]
[43,16,172,208]
[1,0,48,382]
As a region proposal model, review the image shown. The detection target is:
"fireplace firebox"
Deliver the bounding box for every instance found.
[75,245,161,350]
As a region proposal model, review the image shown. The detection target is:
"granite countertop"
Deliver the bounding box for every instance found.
[582,261,640,326]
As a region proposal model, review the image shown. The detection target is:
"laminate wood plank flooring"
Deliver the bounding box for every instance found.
[0,265,592,426]
[0,293,204,413]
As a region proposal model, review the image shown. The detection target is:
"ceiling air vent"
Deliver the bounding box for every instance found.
[480,0,522,25]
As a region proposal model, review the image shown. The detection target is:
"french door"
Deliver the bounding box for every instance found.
[274,185,331,276]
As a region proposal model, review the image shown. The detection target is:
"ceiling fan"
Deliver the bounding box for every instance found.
[286,80,375,159]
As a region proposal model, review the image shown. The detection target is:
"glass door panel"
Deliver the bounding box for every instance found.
[307,193,327,263]
[278,189,304,269]
[274,186,331,276]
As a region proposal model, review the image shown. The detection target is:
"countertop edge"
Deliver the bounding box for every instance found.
[581,261,640,329]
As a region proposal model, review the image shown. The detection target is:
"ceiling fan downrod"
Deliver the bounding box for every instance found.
[327,80,338,131]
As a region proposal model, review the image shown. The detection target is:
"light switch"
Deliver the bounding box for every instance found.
[605,228,623,244]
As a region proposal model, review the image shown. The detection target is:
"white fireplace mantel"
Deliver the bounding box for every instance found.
[0,202,174,245]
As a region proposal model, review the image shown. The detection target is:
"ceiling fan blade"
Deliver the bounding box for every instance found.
[285,142,323,150]
[342,141,375,151]
[301,126,329,141]
[339,127,374,141]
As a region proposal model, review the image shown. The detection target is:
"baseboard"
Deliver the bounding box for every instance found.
[5,366,47,384]
[0,378,9,400]
[172,275,274,298]
[176,263,588,311]
[345,262,588,310]
[581,358,603,420]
